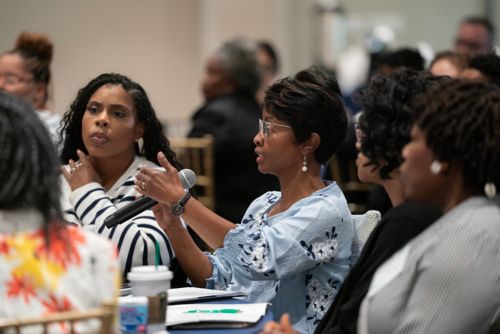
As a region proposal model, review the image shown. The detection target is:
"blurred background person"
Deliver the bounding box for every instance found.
[454,16,495,57]
[59,73,181,278]
[0,31,61,147]
[256,40,281,105]
[359,79,500,333]
[136,67,352,333]
[188,38,279,223]
[429,50,469,77]
[459,52,500,87]
[264,69,443,334]
[0,91,119,323]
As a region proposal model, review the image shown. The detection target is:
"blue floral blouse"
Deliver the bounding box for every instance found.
[206,182,353,334]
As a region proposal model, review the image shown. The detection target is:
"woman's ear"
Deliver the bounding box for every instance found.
[135,122,145,141]
[300,133,321,155]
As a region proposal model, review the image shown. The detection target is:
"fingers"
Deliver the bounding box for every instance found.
[61,165,71,181]
[157,151,176,173]
[280,313,291,328]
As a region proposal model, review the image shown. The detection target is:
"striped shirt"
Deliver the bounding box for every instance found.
[359,196,500,334]
[61,156,174,277]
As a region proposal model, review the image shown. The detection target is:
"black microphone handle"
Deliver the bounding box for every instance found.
[104,196,158,228]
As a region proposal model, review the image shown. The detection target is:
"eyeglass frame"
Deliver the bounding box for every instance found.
[258,118,293,137]
[0,72,34,87]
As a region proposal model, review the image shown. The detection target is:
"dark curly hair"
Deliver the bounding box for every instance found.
[468,52,500,87]
[355,69,448,179]
[0,91,61,225]
[264,66,347,164]
[415,79,500,196]
[60,73,179,169]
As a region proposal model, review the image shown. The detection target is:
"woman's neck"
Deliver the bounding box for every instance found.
[90,154,135,191]
[272,166,325,215]
[381,176,405,207]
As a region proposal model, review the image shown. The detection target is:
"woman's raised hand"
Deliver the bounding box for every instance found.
[61,149,101,190]
[134,151,185,205]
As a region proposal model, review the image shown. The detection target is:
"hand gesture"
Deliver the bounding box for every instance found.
[135,151,185,205]
[61,150,101,190]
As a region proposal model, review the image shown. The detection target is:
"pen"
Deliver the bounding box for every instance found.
[185,309,241,314]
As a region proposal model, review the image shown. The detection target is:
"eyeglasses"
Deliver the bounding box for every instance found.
[0,72,33,86]
[258,119,292,137]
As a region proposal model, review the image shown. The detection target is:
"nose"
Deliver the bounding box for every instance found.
[253,129,264,146]
[95,111,109,127]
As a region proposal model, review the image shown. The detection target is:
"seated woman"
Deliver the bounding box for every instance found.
[59,73,180,276]
[359,79,500,333]
[264,69,445,334]
[0,91,119,322]
[135,67,353,333]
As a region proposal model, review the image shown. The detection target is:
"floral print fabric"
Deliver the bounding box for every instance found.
[0,209,119,331]
[207,182,353,334]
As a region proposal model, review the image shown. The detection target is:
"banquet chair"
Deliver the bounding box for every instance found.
[350,210,381,265]
[0,301,116,334]
[169,135,215,210]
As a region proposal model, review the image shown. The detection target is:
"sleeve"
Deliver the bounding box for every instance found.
[61,179,174,276]
[394,230,500,333]
[90,235,121,302]
[208,196,353,288]
[320,214,424,334]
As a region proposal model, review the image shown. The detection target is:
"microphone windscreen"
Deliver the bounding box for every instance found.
[179,169,196,189]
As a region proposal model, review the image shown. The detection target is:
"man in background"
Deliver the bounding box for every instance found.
[454,16,495,56]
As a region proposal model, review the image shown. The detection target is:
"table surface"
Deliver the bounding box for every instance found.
[167,298,273,334]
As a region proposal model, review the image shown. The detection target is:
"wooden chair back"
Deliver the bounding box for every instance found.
[0,301,116,334]
[169,135,215,210]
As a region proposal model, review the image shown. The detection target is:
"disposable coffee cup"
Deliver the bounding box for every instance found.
[127,265,173,297]
[127,266,172,334]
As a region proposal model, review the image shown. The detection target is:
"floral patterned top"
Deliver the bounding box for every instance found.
[207,182,353,334]
[0,209,120,331]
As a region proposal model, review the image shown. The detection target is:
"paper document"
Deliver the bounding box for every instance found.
[166,303,268,328]
[168,287,246,304]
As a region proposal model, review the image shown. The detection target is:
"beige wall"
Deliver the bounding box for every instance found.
[0,0,202,136]
[0,0,491,136]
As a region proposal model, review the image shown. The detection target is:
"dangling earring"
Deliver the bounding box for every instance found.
[430,161,442,175]
[302,156,308,173]
[136,137,144,152]
[484,182,497,199]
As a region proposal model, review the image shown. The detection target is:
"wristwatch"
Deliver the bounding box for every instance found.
[170,191,191,216]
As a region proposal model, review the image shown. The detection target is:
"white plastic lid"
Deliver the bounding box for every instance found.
[127,265,173,282]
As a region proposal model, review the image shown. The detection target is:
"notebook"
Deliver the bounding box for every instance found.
[168,287,247,304]
[166,303,268,329]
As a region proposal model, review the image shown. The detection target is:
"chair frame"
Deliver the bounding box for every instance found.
[0,301,116,334]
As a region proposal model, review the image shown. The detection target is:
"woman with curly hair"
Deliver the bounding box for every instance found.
[0,91,119,324]
[60,73,180,277]
[0,32,61,146]
[359,79,500,333]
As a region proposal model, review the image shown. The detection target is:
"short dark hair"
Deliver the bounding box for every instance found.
[0,91,62,224]
[257,40,280,74]
[415,79,500,195]
[468,52,500,87]
[264,66,347,164]
[60,73,179,169]
[216,38,260,96]
[376,48,425,71]
[462,16,495,43]
[356,69,447,179]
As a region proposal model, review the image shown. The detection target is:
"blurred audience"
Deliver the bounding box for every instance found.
[0,91,119,323]
[0,32,61,146]
[59,73,180,277]
[188,38,278,223]
[372,47,425,76]
[429,50,469,77]
[359,79,500,333]
[256,40,280,105]
[459,52,500,87]
[454,16,495,56]
[136,67,352,333]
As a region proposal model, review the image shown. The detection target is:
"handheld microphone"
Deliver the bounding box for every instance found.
[104,169,196,228]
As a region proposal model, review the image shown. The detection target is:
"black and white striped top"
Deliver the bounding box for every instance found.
[359,196,500,334]
[61,156,174,276]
